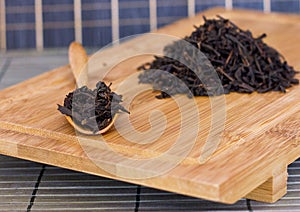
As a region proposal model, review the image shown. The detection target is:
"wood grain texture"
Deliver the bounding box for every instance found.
[0,8,299,204]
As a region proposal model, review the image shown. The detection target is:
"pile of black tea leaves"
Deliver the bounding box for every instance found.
[138,15,299,99]
[58,81,129,133]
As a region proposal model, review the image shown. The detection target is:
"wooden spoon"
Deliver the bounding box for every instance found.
[64,42,117,135]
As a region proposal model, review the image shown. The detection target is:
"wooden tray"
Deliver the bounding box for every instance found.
[0,8,299,204]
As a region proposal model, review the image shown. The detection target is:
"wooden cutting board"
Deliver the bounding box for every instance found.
[0,8,299,204]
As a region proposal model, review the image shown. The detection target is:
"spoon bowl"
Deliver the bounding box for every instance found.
[64,114,117,135]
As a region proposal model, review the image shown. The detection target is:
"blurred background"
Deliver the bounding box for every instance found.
[0,0,299,51]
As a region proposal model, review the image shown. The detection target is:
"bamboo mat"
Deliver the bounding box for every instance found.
[0,50,299,211]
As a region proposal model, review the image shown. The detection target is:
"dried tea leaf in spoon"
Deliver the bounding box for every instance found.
[58,81,129,134]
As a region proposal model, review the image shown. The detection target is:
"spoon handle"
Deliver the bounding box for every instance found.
[68,42,88,87]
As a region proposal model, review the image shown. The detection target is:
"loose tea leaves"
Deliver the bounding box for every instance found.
[138,16,299,98]
[58,81,129,133]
